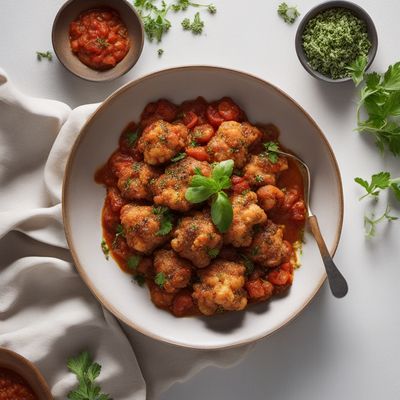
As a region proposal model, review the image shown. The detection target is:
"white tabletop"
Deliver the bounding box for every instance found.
[2,0,400,399]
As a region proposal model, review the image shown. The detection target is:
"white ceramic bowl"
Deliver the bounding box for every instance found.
[63,66,343,349]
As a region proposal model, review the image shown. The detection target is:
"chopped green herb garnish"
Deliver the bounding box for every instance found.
[185,160,234,232]
[126,129,139,146]
[240,254,254,275]
[96,38,109,48]
[207,248,219,258]
[277,2,300,24]
[255,175,264,183]
[171,152,187,162]
[302,8,371,79]
[67,351,112,400]
[263,141,280,163]
[124,178,132,191]
[112,224,125,248]
[127,255,141,270]
[36,51,52,61]
[155,272,166,287]
[101,239,109,260]
[153,206,174,236]
[157,48,164,56]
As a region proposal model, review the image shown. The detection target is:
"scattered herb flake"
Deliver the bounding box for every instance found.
[36,51,52,61]
[127,255,141,270]
[133,274,146,286]
[126,129,139,146]
[157,48,164,56]
[101,239,109,260]
[277,2,300,24]
[155,272,166,287]
[112,224,125,248]
[263,141,280,163]
[171,152,187,162]
[207,248,220,258]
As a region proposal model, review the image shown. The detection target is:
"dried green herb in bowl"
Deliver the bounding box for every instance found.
[295,2,378,82]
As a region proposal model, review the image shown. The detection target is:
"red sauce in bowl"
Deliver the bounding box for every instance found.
[69,8,130,70]
[0,368,37,400]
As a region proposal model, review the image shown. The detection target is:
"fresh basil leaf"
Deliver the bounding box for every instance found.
[190,175,218,190]
[185,186,215,203]
[211,159,234,181]
[211,192,233,233]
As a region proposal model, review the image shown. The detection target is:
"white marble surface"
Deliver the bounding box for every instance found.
[1,0,400,399]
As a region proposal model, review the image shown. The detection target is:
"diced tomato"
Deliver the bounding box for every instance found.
[182,111,198,129]
[206,104,225,127]
[291,200,306,221]
[107,187,127,213]
[281,186,301,211]
[268,262,293,286]
[218,99,240,121]
[155,99,177,122]
[232,177,250,193]
[186,146,210,161]
[191,124,215,144]
[231,175,244,185]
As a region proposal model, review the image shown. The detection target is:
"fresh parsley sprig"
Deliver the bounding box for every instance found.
[152,206,174,235]
[346,55,368,86]
[355,172,400,200]
[67,351,112,400]
[181,12,204,34]
[263,141,280,163]
[364,205,398,238]
[348,58,400,156]
[172,0,216,13]
[277,2,300,24]
[185,160,234,232]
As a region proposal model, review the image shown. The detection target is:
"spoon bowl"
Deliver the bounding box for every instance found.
[277,150,348,298]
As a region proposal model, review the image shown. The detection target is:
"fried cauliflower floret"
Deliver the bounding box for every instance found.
[148,281,175,308]
[243,154,288,187]
[137,120,188,165]
[117,161,160,201]
[207,121,262,168]
[192,259,248,316]
[247,220,290,268]
[120,204,170,254]
[152,156,212,212]
[153,250,192,294]
[257,185,285,211]
[224,191,267,247]
[171,211,223,268]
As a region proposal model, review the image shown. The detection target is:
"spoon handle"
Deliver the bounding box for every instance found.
[308,215,348,298]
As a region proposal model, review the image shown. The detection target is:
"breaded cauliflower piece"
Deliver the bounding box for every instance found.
[246,220,290,268]
[138,120,188,165]
[148,281,175,309]
[245,278,274,302]
[192,259,248,316]
[256,185,285,211]
[120,204,170,254]
[153,250,192,294]
[171,210,223,268]
[224,191,267,247]
[152,156,212,212]
[243,154,288,187]
[117,161,160,201]
[206,121,261,168]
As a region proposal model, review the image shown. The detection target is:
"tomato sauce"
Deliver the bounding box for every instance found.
[0,368,37,400]
[69,8,130,70]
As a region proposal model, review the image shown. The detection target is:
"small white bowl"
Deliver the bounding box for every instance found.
[62,66,344,349]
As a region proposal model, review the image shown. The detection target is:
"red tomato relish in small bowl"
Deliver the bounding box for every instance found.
[0,368,37,400]
[69,8,130,71]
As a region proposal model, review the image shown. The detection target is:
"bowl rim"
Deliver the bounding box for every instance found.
[51,0,144,82]
[62,65,344,349]
[295,0,378,83]
[0,347,53,399]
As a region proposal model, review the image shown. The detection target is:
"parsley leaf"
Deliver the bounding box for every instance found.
[346,55,368,87]
[67,351,112,400]
[126,129,139,146]
[155,272,166,287]
[185,160,234,232]
[171,152,186,162]
[263,141,280,163]
[355,172,400,200]
[36,51,52,61]
[127,255,141,270]
[153,206,174,235]
[277,2,300,24]
[112,224,125,248]
[207,248,219,258]
[100,239,109,260]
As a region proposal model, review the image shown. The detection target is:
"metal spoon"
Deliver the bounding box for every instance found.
[277,150,348,298]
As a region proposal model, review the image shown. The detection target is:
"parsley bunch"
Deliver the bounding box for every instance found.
[185,160,234,232]
[67,351,112,400]
[348,58,400,156]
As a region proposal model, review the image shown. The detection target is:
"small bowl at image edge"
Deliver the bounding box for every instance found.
[295,1,378,83]
[0,347,53,399]
[52,0,144,82]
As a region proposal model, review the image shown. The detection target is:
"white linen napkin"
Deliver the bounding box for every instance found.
[0,69,250,399]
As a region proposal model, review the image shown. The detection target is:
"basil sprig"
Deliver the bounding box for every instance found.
[185,160,234,232]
